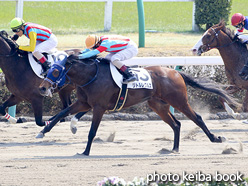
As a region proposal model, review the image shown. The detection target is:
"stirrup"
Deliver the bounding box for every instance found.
[40,69,49,76]
[123,76,137,84]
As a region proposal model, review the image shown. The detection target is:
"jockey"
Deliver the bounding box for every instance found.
[71,34,138,84]
[10,17,58,76]
[231,13,248,43]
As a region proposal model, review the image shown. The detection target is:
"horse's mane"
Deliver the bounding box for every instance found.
[0,30,19,51]
[217,20,247,50]
[72,55,111,64]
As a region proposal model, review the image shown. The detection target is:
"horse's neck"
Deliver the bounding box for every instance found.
[217,34,246,69]
[67,61,108,86]
[0,55,28,76]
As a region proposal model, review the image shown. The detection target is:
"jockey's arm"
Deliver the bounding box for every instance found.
[19,31,37,52]
[78,49,100,59]
[235,29,248,43]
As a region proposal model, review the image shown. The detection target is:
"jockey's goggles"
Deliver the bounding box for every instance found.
[12,28,21,33]
[234,23,243,28]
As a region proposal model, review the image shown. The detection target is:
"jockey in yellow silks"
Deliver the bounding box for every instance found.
[10,17,58,75]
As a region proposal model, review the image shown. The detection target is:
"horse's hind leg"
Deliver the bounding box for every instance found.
[148,98,181,152]
[173,101,224,143]
[219,85,241,119]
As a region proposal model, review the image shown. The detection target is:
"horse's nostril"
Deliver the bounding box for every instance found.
[39,86,46,93]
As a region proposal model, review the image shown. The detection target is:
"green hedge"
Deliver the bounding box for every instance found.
[195,0,232,30]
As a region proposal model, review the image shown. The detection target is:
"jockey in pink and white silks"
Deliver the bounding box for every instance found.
[69,35,138,84]
[231,13,248,43]
[10,17,58,76]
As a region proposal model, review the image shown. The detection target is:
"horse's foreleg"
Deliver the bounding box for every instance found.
[36,101,90,138]
[32,99,46,127]
[0,94,22,123]
[148,99,181,152]
[82,106,105,156]
[242,91,248,112]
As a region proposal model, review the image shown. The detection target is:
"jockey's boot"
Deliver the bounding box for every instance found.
[121,65,137,84]
[40,60,51,76]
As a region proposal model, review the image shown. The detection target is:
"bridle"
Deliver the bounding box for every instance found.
[44,58,99,92]
[200,27,237,53]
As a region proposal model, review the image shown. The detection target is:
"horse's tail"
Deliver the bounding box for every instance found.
[178,71,241,109]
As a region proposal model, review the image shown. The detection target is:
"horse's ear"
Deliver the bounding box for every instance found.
[52,69,60,78]
[219,19,226,28]
[61,55,68,66]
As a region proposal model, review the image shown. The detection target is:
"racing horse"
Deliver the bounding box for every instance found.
[0,30,85,126]
[37,55,240,156]
[191,20,248,118]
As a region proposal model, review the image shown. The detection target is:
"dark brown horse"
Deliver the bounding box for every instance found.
[0,30,85,126]
[38,55,239,156]
[191,20,248,118]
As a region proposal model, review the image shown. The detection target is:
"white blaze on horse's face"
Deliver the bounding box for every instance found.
[191,30,208,56]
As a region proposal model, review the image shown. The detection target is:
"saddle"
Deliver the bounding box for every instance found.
[28,50,67,79]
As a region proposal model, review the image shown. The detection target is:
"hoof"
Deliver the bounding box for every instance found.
[242,120,248,124]
[218,136,226,142]
[36,132,45,138]
[70,126,77,134]
[70,117,78,134]
[234,114,242,120]
[60,118,65,123]
[17,117,27,123]
[76,152,88,156]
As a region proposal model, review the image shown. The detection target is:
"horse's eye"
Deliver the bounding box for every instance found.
[52,69,60,78]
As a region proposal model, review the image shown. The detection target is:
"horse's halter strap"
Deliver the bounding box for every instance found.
[201,27,236,52]
[201,28,220,51]
[44,63,72,91]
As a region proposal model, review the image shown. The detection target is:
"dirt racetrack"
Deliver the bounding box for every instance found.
[0,119,248,185]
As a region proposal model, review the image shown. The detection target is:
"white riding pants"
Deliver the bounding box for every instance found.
[32,34,58,59]
[105,40,138,69]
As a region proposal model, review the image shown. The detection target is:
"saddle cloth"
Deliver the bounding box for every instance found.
[28,50,68,79]
[110,63,153,89]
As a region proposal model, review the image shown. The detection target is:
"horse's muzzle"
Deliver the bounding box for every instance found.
[191,48,202,56]
[39,87,53,97]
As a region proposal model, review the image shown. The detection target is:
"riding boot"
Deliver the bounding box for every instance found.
[40,60,51,76]
[120,66,137,84]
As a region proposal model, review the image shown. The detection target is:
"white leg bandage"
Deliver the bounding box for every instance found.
[45,121,51,126]
[4,113,17,124]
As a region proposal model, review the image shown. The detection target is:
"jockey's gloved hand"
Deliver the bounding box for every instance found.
[11,34,19,41]
[68,54,79,61]
[17,49,28,56]
[233,33,239,40]
[13,42,19,50]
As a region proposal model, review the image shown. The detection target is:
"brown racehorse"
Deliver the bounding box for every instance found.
[37,56,239,156]
[192,20,248,118]
[0,30,85,126]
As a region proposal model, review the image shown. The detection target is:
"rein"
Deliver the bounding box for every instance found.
[77,59,99,88]
[45,58,99,90]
